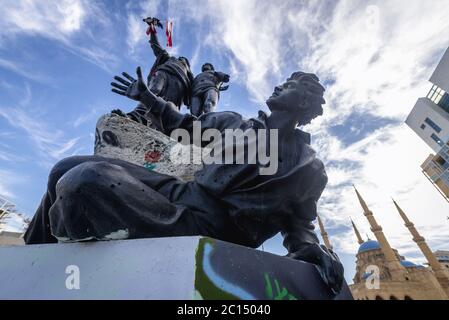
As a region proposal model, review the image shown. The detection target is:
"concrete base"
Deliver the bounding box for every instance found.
[0,236,352,300]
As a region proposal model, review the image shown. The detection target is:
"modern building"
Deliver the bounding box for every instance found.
[406,47,449,200]
[0,196,29,241]
[0,230,24,246]
[421,151,449,201]
[317,187,449,300]
[434,250,449,269]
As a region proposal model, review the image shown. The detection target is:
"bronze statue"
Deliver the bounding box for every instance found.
[24,66,343,295]
[125,17,194,130]
[190,63,230,116]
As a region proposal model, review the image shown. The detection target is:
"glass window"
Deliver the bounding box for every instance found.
[427,84,437,98]
[424,117,442,133]
[438,93,449,114]
[431,133,444,146]
[428,84,446,105]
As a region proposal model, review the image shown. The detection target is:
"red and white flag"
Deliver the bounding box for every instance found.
[166,21,173,47]
[146,24,155,35]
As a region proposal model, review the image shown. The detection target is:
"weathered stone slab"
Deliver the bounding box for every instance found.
[94,113,202,181]
[0,236,353,300]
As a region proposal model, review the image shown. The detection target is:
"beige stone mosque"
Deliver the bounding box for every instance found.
[318,187,449,300]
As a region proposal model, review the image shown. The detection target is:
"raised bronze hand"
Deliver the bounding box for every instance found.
[111,66,148,102]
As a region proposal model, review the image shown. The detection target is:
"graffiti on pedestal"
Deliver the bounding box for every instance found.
[194,238,304,300]
[143,150,161,171]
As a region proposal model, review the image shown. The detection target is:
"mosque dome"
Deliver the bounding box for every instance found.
[400,260,424,268]
[358,240,381,253]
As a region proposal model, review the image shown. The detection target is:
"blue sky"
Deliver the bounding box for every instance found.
[1,0,449,283]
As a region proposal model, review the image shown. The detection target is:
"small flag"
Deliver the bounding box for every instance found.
[146,23,157,35]
[166,20,173,47]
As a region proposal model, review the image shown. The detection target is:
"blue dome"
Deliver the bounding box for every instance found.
[358,240,381,253]
[362,271,374,280]
[400,260,424,268]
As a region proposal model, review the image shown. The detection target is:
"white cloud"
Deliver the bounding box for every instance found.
[0,0,118,73]
[0,80,85,166]
[127,14,144,54]
[0,169,26,200]
[126,0,162,55]
[171,0,286,104]
[174,0,449,271]
[0,0,87,42]
[0,58,53,84]
[0,105,80,166]
[0,148,27,163]
[0,175,15,200]
[72,105,102,128]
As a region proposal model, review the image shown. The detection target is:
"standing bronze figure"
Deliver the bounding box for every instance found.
[190,63,230,116]
[125,17,194,130]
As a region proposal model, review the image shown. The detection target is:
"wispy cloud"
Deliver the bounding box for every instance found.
[0,169,26,200]
[168,0,449,264]
[0,58,53,84]
[72,105,103,128]
[0,0,86,41]
[0,84,82,166]
[0,148,27,163]
[126,0,162,56]
[0,0,119,73]
[0,106,80,166]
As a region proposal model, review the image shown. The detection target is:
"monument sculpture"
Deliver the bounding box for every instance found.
[23,17,345,296]
[126,17,194,130]
[190,63,230,116]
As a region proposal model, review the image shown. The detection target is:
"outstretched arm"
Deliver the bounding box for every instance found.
[111,67,196,136]
[214,71,230,91]
[281,199,343,296]
[111,67,242,142]
[280,165,344,295]
[214,71,230,83]
[149,29,169,58]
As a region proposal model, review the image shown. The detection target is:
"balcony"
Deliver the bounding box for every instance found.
[421,155,449,202]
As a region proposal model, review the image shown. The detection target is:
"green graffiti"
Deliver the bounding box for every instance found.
[264,273,298,300]
[143,162,156,171]
[194,238,239,300]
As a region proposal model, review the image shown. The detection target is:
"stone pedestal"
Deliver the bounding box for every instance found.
[0,236,352,300]
[95,113,202,181]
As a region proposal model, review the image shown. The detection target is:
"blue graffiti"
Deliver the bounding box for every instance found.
[202,243,256,300]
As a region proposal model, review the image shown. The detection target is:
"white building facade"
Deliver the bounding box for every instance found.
[406,47,449,201]
[406,47,449,151]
